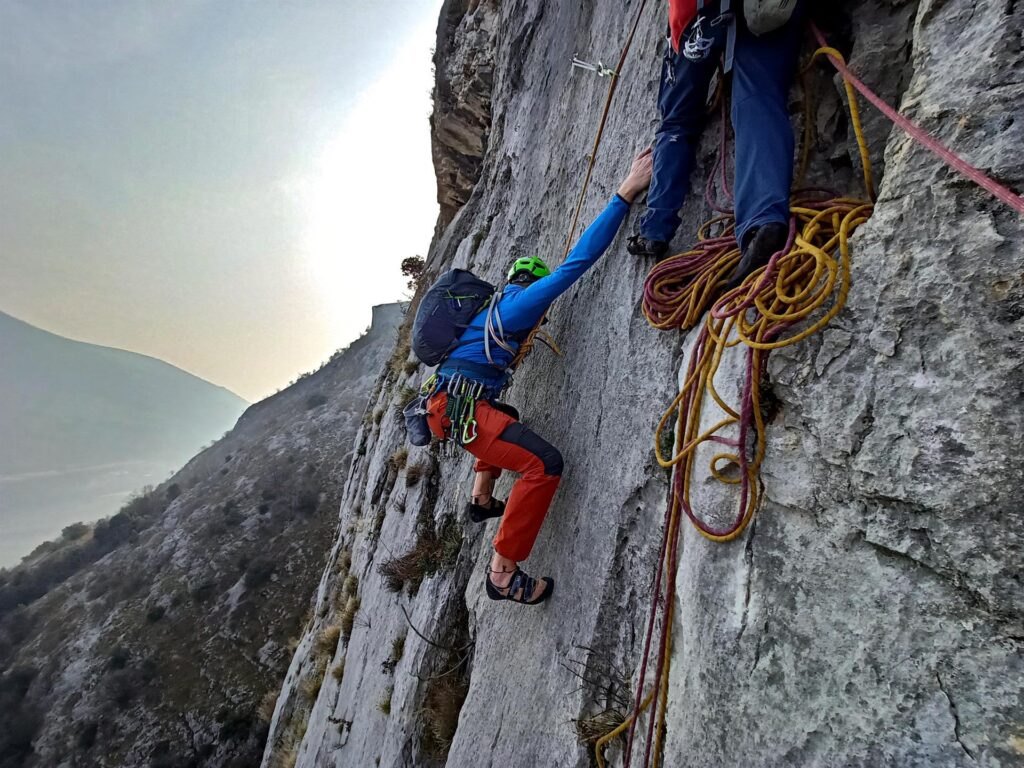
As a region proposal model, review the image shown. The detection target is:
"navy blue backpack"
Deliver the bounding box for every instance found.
[411,269,495,365]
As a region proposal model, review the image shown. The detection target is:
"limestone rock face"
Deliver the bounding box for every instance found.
[431,0,499,229]
[0,304,402,768]
[268,1,1024,767]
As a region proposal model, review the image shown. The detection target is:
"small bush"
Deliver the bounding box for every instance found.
[336,549,352,574]
[306,393,329,410]
[377,685,393,716]
[245,557,276,589]
[109,645,130,670]
[332,659,346,683]
[165,483,182,501]
[76,720,99,749]
[146,605,166,623]
[108,669,137,709]
[404,360,420,375]
[294,490,319,516]
[190,580,217,603]
[61,522,90,541]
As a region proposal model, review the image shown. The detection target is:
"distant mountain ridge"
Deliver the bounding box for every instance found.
[0,311,247,474]
[0,311,248,565]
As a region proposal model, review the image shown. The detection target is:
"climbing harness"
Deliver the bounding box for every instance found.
[683,0,736,72]
[418,372,487,457]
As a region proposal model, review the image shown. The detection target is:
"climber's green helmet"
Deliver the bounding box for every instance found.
[507,255,551,284]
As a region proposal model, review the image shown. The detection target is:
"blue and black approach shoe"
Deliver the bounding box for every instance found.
[627,234,669,260]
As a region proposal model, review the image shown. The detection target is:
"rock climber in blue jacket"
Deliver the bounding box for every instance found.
[425,149,653,606]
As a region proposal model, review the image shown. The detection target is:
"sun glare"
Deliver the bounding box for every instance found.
[297,18,439,343]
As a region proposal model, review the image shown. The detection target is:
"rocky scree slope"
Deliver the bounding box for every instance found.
[0,304,402,768]
[263,1,1023,767]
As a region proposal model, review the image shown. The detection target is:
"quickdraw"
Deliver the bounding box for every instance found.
[423,373,486,456]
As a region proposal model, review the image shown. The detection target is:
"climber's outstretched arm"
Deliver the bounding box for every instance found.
[505,148,653,320]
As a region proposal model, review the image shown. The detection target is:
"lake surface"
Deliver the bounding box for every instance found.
[0,459,175,567]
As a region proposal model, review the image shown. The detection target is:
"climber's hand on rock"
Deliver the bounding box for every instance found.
[617,147,654,203]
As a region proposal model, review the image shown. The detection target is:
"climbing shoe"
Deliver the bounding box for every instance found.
[466,497,505,523]
[626,234,669,260]
[725,222,789,290]
[485,566,553,606]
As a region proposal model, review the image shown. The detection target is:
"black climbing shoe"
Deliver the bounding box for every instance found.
[485,567,554,606]
[725,222,789,290]
[466,497,505,523]
[627,234,669,260]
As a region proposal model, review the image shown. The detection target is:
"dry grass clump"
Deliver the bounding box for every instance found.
[299,659,327,702]
[332,659,346,683]
[257,689,279,725]
[340,595,361,640]
[378,517,461,593]
[269,748,298,768]
[404,359,420,375]
[342,574,359,597]
[421,676,469,757]
[573,708,627,747]
[381,632,406,675]
[377,685,394,716]
[388,447,409,471]
[317,625,342,657]
[335,548,352,574]
[405,462,427,486]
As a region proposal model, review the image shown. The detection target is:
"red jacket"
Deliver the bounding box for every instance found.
[669,0,699,51]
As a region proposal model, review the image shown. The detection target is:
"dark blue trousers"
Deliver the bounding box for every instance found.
[639,11,805,247]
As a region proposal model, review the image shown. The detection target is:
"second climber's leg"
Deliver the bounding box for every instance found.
[632,33,718,256]
[726,8,805,287]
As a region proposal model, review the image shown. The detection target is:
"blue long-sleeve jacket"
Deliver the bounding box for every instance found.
[439,195,630,391]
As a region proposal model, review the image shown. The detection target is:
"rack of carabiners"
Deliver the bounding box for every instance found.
[419,372,487,457]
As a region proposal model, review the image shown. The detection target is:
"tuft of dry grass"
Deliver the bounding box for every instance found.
[378,517,461,593]
[318,625,342,657]
[332,659,346,684]
[421,676,469,757]
[257,689,279,724]
[335,548,352,574]
[342,573,359,597]
[377,685,393,716]
[388,447,409,471]
[573,708,627,747]
[381,632,406,675]
[404,359,420,375]
[404,463,427,486]
[299,659,327,702]
[340,595,361,640]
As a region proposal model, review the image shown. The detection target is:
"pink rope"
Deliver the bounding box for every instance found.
[811,23,1024,216]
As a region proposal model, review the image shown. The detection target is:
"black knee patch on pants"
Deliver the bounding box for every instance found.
[498,422,564,476]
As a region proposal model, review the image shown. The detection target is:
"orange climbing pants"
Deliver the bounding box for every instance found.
[426,393,563,562]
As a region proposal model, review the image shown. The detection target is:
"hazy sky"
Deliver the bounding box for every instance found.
[0,0,442,401]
